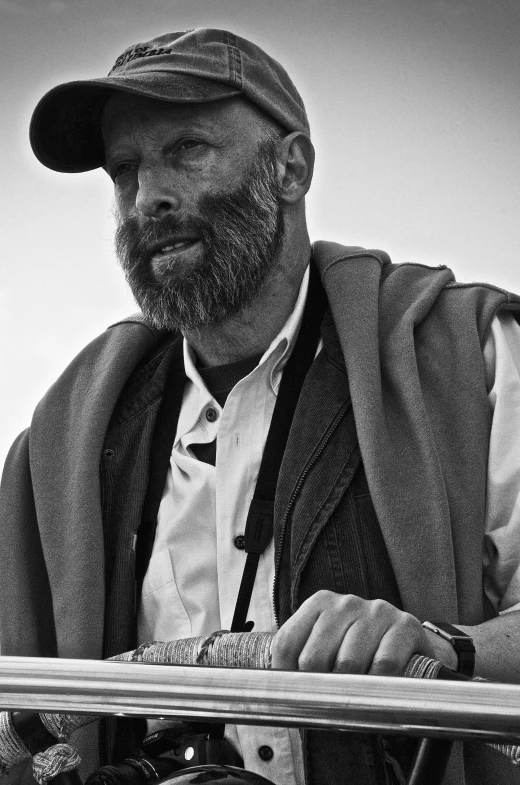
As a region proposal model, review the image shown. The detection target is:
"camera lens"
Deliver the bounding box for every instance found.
[85,756,181,785]
[157,765,276,784]
[85,764,126,785]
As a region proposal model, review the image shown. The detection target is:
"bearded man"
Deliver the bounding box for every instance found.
[2,27,520,785]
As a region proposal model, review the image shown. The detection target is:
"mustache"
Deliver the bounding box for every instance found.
[115,214,208,271]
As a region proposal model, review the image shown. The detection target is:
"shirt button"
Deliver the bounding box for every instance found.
[234,535,245,550]
[258,745,274,762]
[205,407,218,422]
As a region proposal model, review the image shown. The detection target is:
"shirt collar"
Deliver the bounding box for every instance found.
[183,263,310,397]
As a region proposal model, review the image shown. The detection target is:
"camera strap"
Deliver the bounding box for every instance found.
[136,336,187,595]
[230,265,326,632]
[137,264,326,632]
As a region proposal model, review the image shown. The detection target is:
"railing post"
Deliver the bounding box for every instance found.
[407,739,454,785]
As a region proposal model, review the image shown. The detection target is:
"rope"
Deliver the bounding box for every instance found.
[32,743,81,784]
[40,711,80,742]
[0,711,31,774]
[489,744,520,766]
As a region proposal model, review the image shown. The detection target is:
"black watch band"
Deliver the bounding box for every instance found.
[422,621,475,677]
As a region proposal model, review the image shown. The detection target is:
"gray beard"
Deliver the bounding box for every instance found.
[115,138,284,334]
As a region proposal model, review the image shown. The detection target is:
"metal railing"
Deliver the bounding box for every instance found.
[0,655,519,745]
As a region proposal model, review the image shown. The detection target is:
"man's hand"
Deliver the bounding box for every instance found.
[271,590,437,675]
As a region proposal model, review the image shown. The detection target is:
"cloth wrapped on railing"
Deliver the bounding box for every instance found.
[113,631,273,668]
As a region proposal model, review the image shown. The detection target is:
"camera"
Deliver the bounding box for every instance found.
[85,724,245,785]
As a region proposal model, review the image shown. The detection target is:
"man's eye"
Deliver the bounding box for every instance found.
[111,162,135,180]
[178,139,202,151]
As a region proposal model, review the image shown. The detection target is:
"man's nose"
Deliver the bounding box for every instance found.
[135,166,181,217]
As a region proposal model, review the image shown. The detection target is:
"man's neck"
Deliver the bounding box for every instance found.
[184,244,311,367]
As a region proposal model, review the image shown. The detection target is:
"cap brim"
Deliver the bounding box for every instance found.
[30,73,241,173]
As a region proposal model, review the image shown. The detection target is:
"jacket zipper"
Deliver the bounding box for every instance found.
[272,401,351,626]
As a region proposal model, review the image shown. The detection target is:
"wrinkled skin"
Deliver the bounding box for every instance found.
[271,590,439,675]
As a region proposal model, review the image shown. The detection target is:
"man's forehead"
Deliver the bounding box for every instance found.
[103,93,233,124]
[101,93,276,140]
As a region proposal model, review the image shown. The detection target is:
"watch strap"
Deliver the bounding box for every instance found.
[422,621,475,677]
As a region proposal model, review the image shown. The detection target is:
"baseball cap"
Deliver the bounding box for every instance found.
[29,28,309,173]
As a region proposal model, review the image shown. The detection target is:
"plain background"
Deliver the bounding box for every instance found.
[1,0,519,470]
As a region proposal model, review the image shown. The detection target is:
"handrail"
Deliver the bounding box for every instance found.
[0,656,519,745]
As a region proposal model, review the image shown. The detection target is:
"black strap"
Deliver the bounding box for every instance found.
[136,337,186,595]
[137,265,326,627]
[231,265,327,631]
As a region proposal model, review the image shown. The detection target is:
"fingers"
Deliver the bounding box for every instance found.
[271,591,432,676]
[331,599,411,675]
[332,616,390,674]
[367,616,428,676]
[272,590,374,672]
[271,590,348,670]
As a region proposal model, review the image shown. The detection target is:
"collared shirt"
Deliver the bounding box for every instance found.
[483,310,520,614]
[138,267,312,785]
[138,265,520,784]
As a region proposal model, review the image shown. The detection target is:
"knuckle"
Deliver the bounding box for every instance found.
[344,593,364,610]
[297,643,333,672]
[314,589,336,605]
[369,599,393,617]
[298,651,319,671]
[334,656,362,674]
[310,591,370,616]
[397,612,421,635]
[271,629,292,659]
[333,593,365,618]
[370,655,401,676]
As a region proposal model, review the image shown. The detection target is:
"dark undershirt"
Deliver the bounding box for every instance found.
[190,352,263,466]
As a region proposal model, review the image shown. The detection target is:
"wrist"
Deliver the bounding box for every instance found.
[423,627,458,670]
[422,621,475,677]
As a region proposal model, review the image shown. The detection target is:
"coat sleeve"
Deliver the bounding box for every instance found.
[0,428,58,656]
[0,431,101,782]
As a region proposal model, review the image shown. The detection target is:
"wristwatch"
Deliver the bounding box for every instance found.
[422,621,475,677]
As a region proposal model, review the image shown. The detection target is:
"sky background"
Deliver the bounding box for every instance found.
[1,0,519,470]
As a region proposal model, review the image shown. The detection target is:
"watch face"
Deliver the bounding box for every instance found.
[437,623,467,638]
[160,765,276,784]
[426,622,472,641]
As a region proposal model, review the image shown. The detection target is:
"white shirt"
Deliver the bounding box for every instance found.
[138,266,520,783]
[138,267,311,785]
[483,309,520,614]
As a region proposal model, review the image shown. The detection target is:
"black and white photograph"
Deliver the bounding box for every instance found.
[0,2,519,784]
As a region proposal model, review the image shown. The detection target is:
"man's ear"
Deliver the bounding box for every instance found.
[276,132,315,205]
